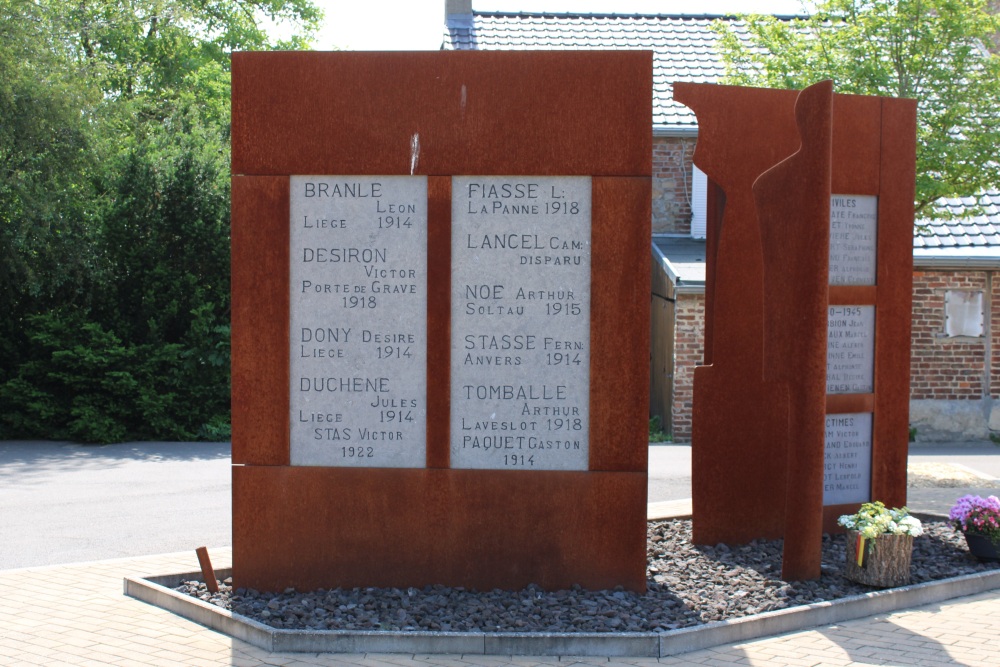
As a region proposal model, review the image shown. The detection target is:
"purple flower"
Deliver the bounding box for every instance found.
[950,495,1000,541]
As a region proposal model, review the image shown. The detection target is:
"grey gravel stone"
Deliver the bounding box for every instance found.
[176,519,998,633]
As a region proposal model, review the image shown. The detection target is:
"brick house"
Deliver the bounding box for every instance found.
[444,6,1000,442]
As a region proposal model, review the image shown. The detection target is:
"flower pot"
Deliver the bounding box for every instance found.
[844,531,913,587]
[963,531,1000,562]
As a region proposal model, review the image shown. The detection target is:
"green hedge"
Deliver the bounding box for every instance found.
[0,113,231,443]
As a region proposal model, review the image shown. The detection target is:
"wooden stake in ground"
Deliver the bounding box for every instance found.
[196,546,219,593]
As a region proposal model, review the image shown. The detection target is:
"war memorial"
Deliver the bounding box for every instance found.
[230,46,917,594]
[230,50,652,592]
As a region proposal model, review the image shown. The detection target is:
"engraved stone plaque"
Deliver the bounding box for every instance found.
[450,176,591,471]
[827,305,875,394]
[823,412,872,505]
[829,195,877,285]
[289,176,427,467]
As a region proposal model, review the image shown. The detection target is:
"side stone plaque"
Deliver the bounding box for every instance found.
[450,176,592,471]
[289,176,428,467]
[827,305,875,394]
[829,195,877,285]
[823,412,872,505]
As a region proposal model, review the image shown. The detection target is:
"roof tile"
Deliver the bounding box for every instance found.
[444,12,1000,248]
[919,192,1000,248]
[444,12,745,127]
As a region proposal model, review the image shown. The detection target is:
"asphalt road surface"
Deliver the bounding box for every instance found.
[648,443,692,502]
[908,441,1000,478]
[2,439,997,570]
[0,441,230,570]
[0,440,694,570]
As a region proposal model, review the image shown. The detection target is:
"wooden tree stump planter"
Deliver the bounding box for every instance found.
[844,531,913,588]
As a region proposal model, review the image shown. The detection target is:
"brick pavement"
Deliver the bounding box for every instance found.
[1,547,998,666]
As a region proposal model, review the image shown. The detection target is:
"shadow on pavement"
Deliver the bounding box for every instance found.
[0,440,231,480]
[814,606,959,666]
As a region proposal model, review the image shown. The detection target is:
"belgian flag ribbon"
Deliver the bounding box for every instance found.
[856,533,867,568]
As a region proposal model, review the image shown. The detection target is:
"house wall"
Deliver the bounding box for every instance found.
[665,269,1000,443]
[910,270,989,400]
[653,136,697,234]
[652,132,1000,443]
[671,292,704,442]
[908,268,1000,441]
[652,134,699,442]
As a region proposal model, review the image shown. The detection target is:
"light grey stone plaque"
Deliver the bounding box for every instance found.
[289,176,427,468]
[945,290,985,337]
[827,305,875,394]
[823,412,872,505]
[450,176,591,471]
[829,195,877,285]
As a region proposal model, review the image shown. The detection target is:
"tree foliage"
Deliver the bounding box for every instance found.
[0,0,102,317]
[0,0,319,442]
[713,0,1000,213]
[58,0,319,125]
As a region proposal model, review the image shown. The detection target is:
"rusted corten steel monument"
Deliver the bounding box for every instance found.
[231,51,652,592]
[674,81,916,581]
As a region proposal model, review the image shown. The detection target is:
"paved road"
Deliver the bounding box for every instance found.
[2,439,997,570]
[909,440,1000,477]
[648,442,691,501]
[0,440,230,570]
[0,440,693,570]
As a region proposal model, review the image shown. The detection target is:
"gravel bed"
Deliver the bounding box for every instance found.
[177,519,998,633]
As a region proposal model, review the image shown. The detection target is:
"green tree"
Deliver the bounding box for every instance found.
[0,0,105,355]
[57,0,321,136]
[713,0,1000,213]
[54,1,320,91]
[0,0,320,442]
[1,109,234,443]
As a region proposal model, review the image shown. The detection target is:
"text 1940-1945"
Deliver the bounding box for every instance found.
[827,305,875,395]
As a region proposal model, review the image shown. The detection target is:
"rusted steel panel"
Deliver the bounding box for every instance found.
[831,94,881,195]
[871,97,917,510]
[231,52,652,593]
[828,285,877,305]
[822,503,860,534]
[826,394,876,414]
[426,176,452,469]
[754,81,833,581]
[673,83,800,546]
[231,176,290,466]
[232,466,647,592]
[675,81,915,582]
[589,177,651,472]
[232,51,652,177]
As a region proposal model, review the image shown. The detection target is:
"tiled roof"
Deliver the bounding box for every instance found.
[443,12,774,129]
[445,12,1000,255]
[660,191,1000,280]
[916,192,1000,249]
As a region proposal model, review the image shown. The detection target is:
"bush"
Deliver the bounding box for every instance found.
[0,309,228,443]
[0,112,232,444]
